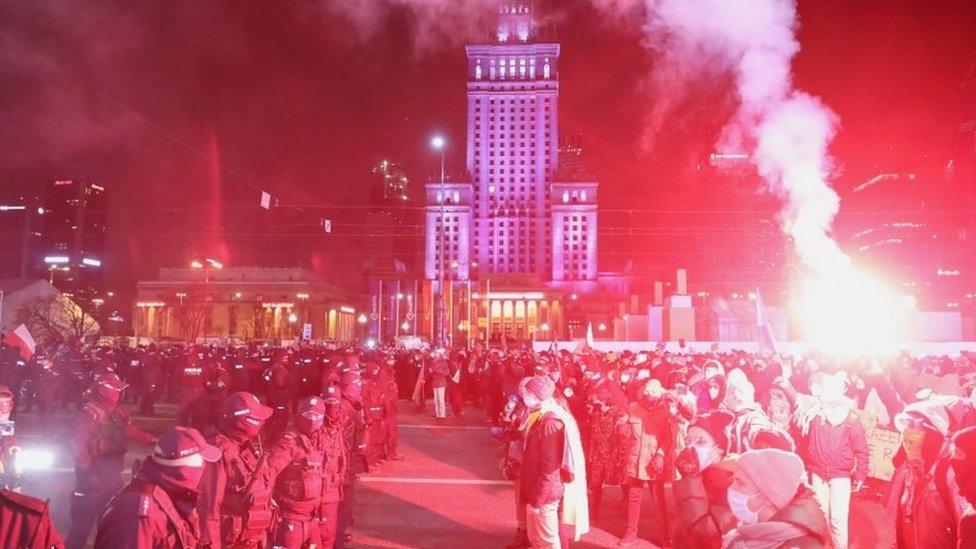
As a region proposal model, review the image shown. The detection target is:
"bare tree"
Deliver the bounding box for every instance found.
[171,302,207,342]
[249,306,268,340]
[15,295,101,348]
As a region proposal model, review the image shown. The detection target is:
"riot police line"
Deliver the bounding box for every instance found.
[0,341,405,549]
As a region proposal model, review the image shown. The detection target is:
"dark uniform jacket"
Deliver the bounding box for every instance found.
[74,402,154,490]
[96,475,201,549]
[197,434,274,547]
[266,431,324,520]
[0,489,63,549]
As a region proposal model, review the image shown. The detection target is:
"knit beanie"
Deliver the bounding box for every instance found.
[691,411,733,454]
[735,449,804,511]
[525,375,556,401]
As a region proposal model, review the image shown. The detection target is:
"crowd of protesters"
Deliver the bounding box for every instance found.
[419,345,976,549]
[0,338,974,548]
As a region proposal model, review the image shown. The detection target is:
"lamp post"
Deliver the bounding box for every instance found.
[431,135,447,347]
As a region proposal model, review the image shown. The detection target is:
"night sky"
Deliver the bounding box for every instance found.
[2,0,975,295]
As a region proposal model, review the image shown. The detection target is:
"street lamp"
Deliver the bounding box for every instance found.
[431,134,447,346]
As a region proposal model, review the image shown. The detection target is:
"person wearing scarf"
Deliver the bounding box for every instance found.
[950,427,976,546]
[722,449,829,549]
[888,400,968,549]
[721,369,772,455]
[520,376,589,548]
[792,372,868,549]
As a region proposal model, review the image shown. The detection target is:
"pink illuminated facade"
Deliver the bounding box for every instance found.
[425,1,598,285]
[423,2,602,341]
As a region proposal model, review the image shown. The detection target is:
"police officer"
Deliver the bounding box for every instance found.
[137,345,164,416]
[379,357,403,462]
[178,347,209,408]
[95,426,221,548]
[361,362,386,471]
[264,361,293,442]
[197,391,275,548]
[266,396,327,549]
[228,348,252,394]
[318,395,349,548]
[180,370,231,433]
[334,369,364,548]
[66,373,156,549]
[30,355,61,431]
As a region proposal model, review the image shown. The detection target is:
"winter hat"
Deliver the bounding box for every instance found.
[222,392,274,421]
[524,375,556,401]
[813,372,849,404]
[750,427,795,452]
[643,379,666,399]
[691,411,733,454]
[735,449,804,511]
[152,426,221,466]
[894,399,951,436]
[723,369,756,411]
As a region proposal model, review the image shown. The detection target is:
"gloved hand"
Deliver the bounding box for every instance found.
[675,446,701,478]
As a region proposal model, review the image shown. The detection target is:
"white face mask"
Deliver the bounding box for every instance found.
[709,387,720,400]
[692,442,719,470]
[727,487,761,525]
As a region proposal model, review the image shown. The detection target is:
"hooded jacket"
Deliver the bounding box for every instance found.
[722,488,829,549]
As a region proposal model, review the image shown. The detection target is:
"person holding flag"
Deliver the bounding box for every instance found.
[1,325,35,362]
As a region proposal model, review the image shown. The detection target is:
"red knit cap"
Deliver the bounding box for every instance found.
[525,375,555,401]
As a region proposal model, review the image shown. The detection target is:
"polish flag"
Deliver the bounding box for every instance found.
[3,325,36,360]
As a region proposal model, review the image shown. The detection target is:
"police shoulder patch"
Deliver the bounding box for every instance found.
[137,494,152,517]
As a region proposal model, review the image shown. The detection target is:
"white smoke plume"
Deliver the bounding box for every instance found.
[324,0,499,52]
[632,0,846,272]
[624,0,906,351]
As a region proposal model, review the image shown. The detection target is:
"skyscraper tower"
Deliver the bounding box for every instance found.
[465,1,559,276]
[423,2,602,341]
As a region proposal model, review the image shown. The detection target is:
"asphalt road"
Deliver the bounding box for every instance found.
[13,402,892,548]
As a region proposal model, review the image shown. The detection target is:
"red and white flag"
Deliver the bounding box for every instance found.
[3,324,36,360]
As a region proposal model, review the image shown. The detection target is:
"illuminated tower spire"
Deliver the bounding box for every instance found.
[495,2,537,43]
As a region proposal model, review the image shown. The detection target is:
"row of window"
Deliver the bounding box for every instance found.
[477,97,553,106]
[474,63,552,81]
